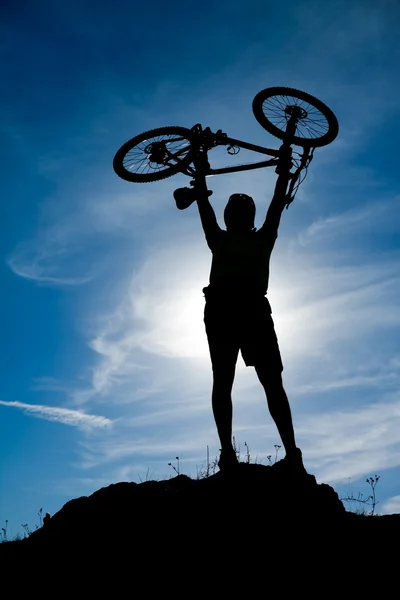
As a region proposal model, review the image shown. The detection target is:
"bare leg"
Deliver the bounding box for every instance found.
[254,365,297,455]
[211,361,237,453]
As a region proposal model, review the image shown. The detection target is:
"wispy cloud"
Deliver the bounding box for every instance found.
[7,240,94,286]
[296,198,400,247]
[295,357,400,396]
[31,377,75,394]
[297,374,398,396]
[77,418,216,470]
[297,394,400,483]
[381,495,400,515]
[68,236,212,405]
[0,400,112,430]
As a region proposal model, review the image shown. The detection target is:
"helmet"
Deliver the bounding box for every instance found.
[224,193,256,230]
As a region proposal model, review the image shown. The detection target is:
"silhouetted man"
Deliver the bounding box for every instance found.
[177,153,307,473]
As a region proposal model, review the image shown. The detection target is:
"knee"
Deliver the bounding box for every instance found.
[212,366,236,391]
[258,370,284,393]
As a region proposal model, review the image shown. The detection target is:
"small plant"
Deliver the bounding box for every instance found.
[21,508,45,538]
[1,508,47,543]
[138,467,153,483]
[21,523,32,538]
[168,456,181,475]
[1,519,8,542]
[244,441,251,464]
[232,436,240,461]
[196,446,219,479]
[196,440,278,478]
[266,445,281,465]
[341,474,380,516]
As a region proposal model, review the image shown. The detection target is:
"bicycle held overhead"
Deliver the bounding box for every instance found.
[113,86,339,208]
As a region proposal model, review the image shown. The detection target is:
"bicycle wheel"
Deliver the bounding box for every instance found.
[252,87,339,148]
[113,126,194,182]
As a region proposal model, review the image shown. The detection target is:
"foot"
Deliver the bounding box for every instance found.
[274,447,310,479]
[218,448,239,472]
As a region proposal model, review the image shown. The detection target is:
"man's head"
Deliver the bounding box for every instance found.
[224,193,256,232]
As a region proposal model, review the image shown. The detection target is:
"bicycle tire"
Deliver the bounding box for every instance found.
[252,87,339,148]
[113,126,194,183]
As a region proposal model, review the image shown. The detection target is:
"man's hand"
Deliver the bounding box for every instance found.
[275,143,293,175]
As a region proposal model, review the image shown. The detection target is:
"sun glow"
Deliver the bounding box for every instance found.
[129,243,212,360]
[153,284,210,359]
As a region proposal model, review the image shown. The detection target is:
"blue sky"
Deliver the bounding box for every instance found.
[1,0,400,536]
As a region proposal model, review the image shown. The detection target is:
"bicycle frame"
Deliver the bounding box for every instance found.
[174,124,281,177]
[169,123,313,205]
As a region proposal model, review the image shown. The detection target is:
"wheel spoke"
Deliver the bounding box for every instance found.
[260,94,331,140]
[263,99,285,115]
[262,105,285,118]
[269,96,285,112]
[297,123,320,138]
[273,118,288,128]
[263,95,328,140]
[299,122,325,138]
[121,133,191,175]
[253,86,338,148]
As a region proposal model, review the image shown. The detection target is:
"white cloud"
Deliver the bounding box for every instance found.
[381,495,400,515]
[7,247,93,285]
[0,400,112,430]
[297,395,400,483]
[77,418,216,470]
[297,372,399,395]
[73,237,212,403]
[31,377,75,394]
[296,198,400,247]
[7,236,94,286]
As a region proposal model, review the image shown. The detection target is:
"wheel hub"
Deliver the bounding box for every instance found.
[146,142,167,164]
[285,105,308,120]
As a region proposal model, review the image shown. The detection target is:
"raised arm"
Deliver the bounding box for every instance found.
[193,153,221,248]
[260,172,290,233]
[259,146,293,237]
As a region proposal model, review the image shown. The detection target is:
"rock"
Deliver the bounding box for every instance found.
[1,461,399,590]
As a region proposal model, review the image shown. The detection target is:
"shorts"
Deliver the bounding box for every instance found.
[203,294,283,370]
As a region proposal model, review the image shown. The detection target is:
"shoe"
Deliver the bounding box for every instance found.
[274,447,311,479]
[218,449,239,472]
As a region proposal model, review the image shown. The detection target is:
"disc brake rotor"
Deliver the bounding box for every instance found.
[284,105,308,120]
